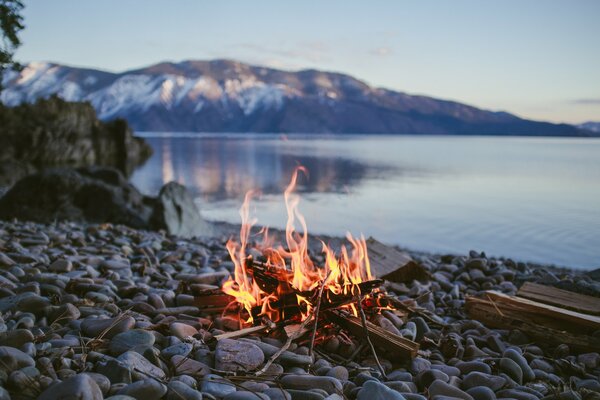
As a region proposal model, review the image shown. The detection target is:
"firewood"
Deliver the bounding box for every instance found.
[366,237,429,282]
[476,291,600,334]
[517,282,600,316]
[465,296,600,352]
[325,309,420,359]
[213,324,271,341]
[193,290,236,313]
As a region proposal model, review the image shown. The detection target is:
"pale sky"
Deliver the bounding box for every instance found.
[16,0,600,124]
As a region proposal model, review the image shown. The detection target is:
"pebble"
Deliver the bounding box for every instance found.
[499,357,523,384]
[0,220,597,400]
[356,380,407,400]
[38,374,103,400]
[117,351,166,380]
[166,380,203,400]
[428,380,474,400]
[201,374,236,398]
[81,316,135,339]
[215,338,265,372]
[280,375,343,395]
[461,372,506,391]
[117,379,168,400]
[0,346,35,372]
[109,329,155,355]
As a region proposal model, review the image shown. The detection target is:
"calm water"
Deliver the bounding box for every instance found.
[131,133,600,269]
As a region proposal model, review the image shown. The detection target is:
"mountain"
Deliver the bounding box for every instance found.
[0,59,591,136]
[578,122,600,133]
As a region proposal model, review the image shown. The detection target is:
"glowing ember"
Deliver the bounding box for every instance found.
[223,166,375,324]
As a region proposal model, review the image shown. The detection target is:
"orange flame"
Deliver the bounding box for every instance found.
[222,166,374,324]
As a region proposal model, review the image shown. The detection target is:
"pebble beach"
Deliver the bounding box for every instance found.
[0,219,599,400]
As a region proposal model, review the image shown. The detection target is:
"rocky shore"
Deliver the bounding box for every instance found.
[0,219,598,400]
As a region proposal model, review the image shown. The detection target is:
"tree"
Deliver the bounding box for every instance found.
[0,0,24,89]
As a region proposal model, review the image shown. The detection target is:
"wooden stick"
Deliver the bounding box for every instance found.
[309,271,332,357]
[213,325,270,341]
[356,294,387,378]
[325,310,419,359]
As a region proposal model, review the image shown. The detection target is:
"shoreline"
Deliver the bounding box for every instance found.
[0,218,598,399]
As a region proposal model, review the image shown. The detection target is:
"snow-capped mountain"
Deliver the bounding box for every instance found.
[0,59,589,136]
[578,122,600,133]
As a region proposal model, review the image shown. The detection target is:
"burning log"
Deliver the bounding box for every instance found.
[325,309,420,359]
[192,289,236,314]
[517,282,600,316]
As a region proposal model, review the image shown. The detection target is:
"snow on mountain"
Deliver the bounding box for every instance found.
[1,61,293,120]
[0,59,590,136]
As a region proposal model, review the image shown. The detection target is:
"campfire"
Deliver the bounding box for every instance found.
[196,166,421,375]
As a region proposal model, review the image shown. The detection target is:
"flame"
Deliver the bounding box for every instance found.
[222,166,374,324]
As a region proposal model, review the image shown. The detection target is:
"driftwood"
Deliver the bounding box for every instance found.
[517,282,600,316]
[475,291,600,334]
[326,309,420,359]
[466,295,600,352]
[366,237,429,282]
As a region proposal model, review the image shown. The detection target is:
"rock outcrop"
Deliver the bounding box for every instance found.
[0,167,213,238]
[0,96,152,186]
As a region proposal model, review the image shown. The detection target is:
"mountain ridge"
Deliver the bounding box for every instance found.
[1,59,593,136]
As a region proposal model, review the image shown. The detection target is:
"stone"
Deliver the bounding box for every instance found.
[326,366,349,381]
[0,167,153,228]
[456,361,492,375]
[461,372,506,391]
[38,374,103,400]
[82,372,111,395]
[201,374,236,398]
[0,329,34,348]
[81,316,136,339]
[166,380,203,400]
[0,346,35,373]
[465,386,496,400]
[117,351,166,380]
[117,379,168,400]
[224,393,270,400]
[503,348,535,382]
[162,342,194,359]
[96,358,132,384]
[357,380,406,400]
[215,338,265,372]
[109,329,155,355]
[150,181,213,238]
[242,339,312,367]
[280,375,343,395]
[170,322,198,339]
[417,369,449,389]
[171,355,210,376]
[499,357,523,384]
[49,259,73,272]
[428,380,474,400]
[263,388,292,400]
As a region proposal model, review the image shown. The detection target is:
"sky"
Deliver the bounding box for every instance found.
[15,0,600,124]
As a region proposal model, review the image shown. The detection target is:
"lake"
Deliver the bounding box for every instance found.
[130,133,600,269]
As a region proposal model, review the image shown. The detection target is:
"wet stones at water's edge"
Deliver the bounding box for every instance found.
[0,220,598,400]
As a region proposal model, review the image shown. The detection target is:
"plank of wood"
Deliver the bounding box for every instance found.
[326,309,419,359]
[466,296,600,352]
[366,237,429,282]
[481,290,600,334]
[517,282,600,316]
[193,290,236,313]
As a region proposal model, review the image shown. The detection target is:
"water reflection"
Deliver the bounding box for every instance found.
[131,135,395,200]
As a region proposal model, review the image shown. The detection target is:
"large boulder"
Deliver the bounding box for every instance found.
[0,167,153,228]
[0,96,152,186]
[150,181,213,238]
[0,167,213,238]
